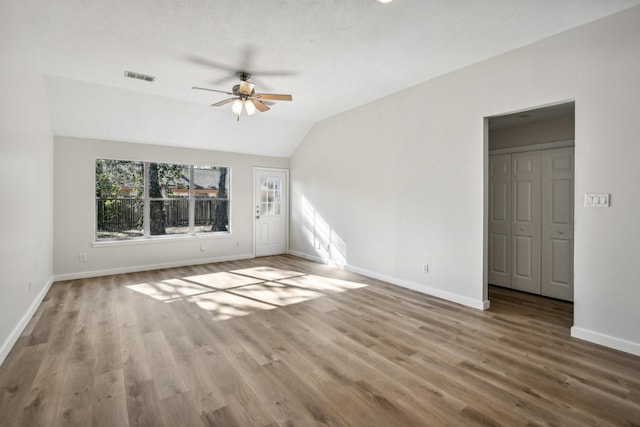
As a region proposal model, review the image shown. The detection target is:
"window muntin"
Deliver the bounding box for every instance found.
[96,160,230,241]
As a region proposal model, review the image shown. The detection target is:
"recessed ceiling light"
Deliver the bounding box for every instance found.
[377,0,393,3]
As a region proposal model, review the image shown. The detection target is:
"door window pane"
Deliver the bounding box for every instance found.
[260,176,281,216]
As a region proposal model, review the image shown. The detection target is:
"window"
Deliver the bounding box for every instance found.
[96,159,230,241]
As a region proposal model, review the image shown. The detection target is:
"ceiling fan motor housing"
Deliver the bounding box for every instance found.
[232,83,255,97]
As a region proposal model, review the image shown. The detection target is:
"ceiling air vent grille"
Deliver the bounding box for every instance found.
[124,71,155,82]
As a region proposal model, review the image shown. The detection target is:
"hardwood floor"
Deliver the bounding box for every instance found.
[1,255,639,426]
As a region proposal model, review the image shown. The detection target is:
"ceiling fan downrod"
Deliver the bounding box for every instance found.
[236,71,251,82]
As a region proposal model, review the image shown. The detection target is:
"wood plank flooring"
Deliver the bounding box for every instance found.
[1,255,639,426]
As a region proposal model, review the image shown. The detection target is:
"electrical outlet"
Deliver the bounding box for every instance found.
[79,253,87,262]
[200,244,206,252]
[422,264,429,273]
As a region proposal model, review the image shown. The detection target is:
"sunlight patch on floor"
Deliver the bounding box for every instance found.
[183,271,263,290]
[186,291,276,321]
[126,279,211,301]
[228,282,325,306]
[126,266,368,321]
[278,275,367,293]
[230,266,306,281]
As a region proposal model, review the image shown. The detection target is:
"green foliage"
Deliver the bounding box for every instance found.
[95,159,143,199]
[152,163,187,197]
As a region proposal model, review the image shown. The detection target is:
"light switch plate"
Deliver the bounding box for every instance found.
[585,193,610,207]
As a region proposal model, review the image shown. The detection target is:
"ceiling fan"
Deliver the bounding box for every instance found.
[193,71,292,120]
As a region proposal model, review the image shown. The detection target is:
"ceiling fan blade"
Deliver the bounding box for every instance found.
[192,86,234,96]
[252,99,270,112]
[239,81,255,95]
[211,98,236,107]
[254,93,292,101]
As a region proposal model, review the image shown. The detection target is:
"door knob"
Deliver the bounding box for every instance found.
[558,231,564,235]
[520,226,525,231]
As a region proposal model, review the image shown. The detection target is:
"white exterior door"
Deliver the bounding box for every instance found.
[541,148,574,301]
[511,151,541,294]
[254,168,288,257]
[488,154,512,287]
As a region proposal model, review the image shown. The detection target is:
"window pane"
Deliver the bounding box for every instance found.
[148,162,189,236]
[149,163,188,198]
[194,166,229,234]
[95,159,144,240]
[150,200,189,235]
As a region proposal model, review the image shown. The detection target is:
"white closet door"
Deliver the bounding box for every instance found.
[511,151,541,294]
[488,154,512,287]
[541,148,574,301]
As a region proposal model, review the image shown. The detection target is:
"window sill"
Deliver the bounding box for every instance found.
[92,232,232,248]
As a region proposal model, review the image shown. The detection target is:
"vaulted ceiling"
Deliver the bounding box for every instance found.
[21,0,640,156]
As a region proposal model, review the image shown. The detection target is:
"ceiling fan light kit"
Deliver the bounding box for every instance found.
[231,99,243,115]
[193,71,292,121]
[244,99,256,115]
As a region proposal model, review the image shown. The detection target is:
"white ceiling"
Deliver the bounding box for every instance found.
[22,0,640,157]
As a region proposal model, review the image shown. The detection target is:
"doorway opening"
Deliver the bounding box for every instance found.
[484,101,575,326]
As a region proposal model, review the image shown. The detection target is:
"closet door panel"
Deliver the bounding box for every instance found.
[488,154,511,287]
[541,147,574,301]
[511,151,541,294]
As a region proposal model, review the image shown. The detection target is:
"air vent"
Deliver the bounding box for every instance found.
[124,71,155,82]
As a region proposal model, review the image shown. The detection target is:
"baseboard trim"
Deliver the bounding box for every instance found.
[54,253,255,281]
[288,250,489,310]
[0,276,55,367]
[571,326,640,357]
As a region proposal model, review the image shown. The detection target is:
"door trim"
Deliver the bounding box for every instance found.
[253,167,289,257]
[489,139,574,155]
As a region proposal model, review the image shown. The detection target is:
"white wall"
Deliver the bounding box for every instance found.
[0,2,55,364]
[54,136,288,278]
[290,6,640,355]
